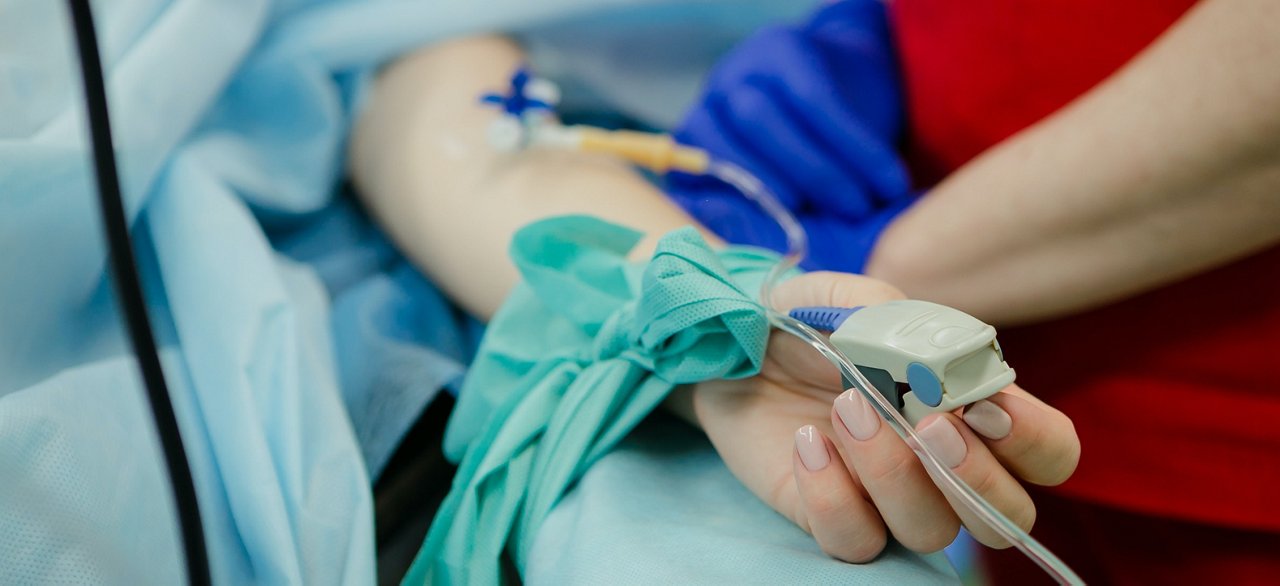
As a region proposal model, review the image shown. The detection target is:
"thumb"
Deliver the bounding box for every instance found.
[770,271,905,314]
[763,272,906,390]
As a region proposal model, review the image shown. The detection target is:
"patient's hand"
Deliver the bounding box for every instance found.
[672,271,1079,562]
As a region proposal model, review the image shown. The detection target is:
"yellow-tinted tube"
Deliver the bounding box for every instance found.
[577,127,710,175]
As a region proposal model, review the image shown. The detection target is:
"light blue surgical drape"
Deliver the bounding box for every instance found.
[0,0,814,583]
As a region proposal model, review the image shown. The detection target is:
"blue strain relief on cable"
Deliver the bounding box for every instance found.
[788,306,862,332]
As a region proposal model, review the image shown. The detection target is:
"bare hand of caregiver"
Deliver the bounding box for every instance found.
[349,35,1080,562]
[863,0,1280,324]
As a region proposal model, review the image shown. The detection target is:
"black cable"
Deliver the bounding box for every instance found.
[65,1,212,584]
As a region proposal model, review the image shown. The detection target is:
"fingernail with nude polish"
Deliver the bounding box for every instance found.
[835,388,879,441]
[918,417,967,468]
[963,399,1013,440]
[795,425,830,472]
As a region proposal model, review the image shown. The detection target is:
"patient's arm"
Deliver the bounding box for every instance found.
[348,35,706,319]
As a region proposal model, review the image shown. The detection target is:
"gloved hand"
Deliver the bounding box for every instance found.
[670,0,912,225]
[668,175,911,273]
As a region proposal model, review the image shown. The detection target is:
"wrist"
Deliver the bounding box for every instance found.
[661,384,702,430]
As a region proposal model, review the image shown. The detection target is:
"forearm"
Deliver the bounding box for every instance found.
[349,36,705,319]
[866,0,1280,325]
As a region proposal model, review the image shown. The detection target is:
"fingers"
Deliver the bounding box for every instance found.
[829,389,960,552]
[827,387,1043,552]
[761,274,1073,555]
[793,425,887,562]
[914,412,1036,549]
[962,385,1081,486]
[719,84,875,218]
[684,93,802,210]
[670,184,792,252]
[774,74,911,203]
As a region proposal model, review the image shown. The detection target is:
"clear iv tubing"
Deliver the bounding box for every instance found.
[706,161,1084,586]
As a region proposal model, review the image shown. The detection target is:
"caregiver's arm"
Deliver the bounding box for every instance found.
[866,0,1280,325]
[349,35,708,319]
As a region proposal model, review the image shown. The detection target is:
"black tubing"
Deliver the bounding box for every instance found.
[65,1,212,584]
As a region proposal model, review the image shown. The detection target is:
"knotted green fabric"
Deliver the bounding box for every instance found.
[402,215,785,584]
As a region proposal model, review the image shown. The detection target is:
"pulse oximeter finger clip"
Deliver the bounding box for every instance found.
[790,301,1015,424]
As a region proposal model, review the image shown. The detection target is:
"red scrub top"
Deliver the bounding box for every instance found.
[891,0,1280,531]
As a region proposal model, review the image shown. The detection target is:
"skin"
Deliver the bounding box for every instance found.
[684,273,1077,558]
[867,0,1280,324]
[348,37,703,319]
[349,35,1078,561]
[350,0,1278,561]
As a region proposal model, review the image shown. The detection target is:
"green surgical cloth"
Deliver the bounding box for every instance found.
[403,215,785,584]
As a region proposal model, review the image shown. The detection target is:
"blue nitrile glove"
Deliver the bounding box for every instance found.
[667,174,913,274]
[671,0,911,222]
